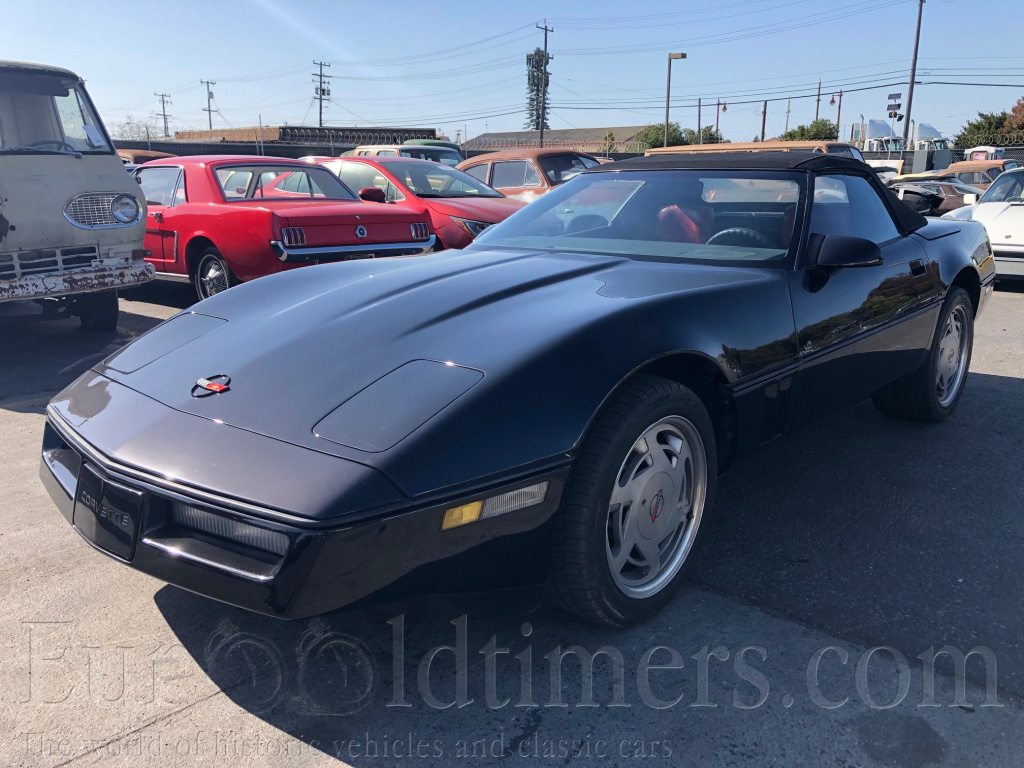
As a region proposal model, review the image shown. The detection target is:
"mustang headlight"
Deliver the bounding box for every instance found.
[450,216,492,239]
[110,194,140,223]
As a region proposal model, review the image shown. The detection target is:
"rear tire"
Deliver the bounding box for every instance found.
[194,248,235,301]
[872,287,974,422]
[78,290,119,332]
[548,375,717,627]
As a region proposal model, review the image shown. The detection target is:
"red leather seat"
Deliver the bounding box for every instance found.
[657,205,709,243]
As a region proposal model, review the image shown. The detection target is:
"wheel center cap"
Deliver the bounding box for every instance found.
[637,472,674,540]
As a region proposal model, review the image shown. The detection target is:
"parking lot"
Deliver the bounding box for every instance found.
[2,283,1024,767]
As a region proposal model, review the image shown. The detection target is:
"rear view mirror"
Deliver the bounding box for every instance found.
[962,193,978,206]
[359,187,387,203]
[813,234,882,269]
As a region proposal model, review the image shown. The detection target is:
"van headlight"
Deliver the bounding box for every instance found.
[110,194,140,223]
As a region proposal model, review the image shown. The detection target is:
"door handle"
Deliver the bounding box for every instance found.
[150,211,164,223]
[909,259,926,277]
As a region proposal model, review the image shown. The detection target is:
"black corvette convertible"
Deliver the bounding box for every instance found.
[41,152,995,626]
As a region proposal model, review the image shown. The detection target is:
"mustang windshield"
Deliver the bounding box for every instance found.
[471,169,805,264]
[216,164,356,201]
[0,71,112,155]
[378,160,502,198]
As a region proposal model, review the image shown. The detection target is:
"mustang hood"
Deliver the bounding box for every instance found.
[426,196,524,223]
[91,249,775,494]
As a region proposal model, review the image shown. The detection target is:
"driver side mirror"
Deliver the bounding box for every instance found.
[812,233,883,269]
[358,187,387,203]
[962,193,978,206]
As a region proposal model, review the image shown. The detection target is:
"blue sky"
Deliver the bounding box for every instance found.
[5,0,1022,142]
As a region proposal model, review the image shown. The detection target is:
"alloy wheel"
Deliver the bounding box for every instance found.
[605,415,707,599]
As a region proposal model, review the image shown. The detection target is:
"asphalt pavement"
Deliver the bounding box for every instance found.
[1,280,1023,767]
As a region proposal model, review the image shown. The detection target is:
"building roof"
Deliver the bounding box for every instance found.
[458,148,599,165]
[464,126,648,151]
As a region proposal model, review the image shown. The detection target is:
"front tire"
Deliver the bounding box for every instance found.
[872,287,974,422]
[548,375,717,626]
[77,290,119,332]
[194,248,235,301]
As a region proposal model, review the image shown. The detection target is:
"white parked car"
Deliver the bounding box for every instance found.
[943,167,1024,280]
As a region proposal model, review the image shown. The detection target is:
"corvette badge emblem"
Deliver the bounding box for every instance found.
[355,225,368,239]
[650,490,664,523]
[191,374,231,398]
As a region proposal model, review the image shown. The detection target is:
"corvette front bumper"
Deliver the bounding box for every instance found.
[40,386,566,618]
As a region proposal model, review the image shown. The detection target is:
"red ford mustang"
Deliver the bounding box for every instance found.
[313,156,524,250]
[135,155,436,299]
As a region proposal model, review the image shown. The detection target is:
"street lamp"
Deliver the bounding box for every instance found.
[664,52,686,147]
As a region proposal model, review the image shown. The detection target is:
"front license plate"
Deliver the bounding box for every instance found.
[73,464,144,560]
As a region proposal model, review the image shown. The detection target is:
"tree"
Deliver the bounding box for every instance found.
[524,47,550,131]
[601,131,616,155]
[953,111,1010,148]
[632,122,728,150]
[779,118,838,141]
[112,115,161,141]
[1003,96,1024,134]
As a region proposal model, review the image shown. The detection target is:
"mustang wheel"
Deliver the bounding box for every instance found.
[195,248,235,300]
[872,286,974,422]
[549,375,717,626]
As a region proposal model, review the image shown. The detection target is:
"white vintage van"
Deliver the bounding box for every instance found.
[0,61,153,330]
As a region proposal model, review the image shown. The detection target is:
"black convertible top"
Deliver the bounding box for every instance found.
[592,151,928,234]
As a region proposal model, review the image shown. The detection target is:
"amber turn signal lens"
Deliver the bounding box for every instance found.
[441,501,482,531]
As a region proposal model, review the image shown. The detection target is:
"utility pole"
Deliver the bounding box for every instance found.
[697,97,702,144]
[664,52,686,147]
[814,80,821,121]
[715,99,721,133]
[200,80,216,131]
[536,23,553,148]
[155,92,171,137]
[785,97,791,133]
[903,0,925,145]
[760,100,768,142]
[313,61,331,128]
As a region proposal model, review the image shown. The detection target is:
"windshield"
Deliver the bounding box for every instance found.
[398,146,462,166]
[0,70,112,155]
[470,169,804,265]
[378,160,502,198]
[981,171,1024,204]
[214,164,356,201]
[539,154,601,185]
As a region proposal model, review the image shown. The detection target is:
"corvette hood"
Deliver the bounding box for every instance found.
[94,249,766,465]
[971,202,1024,243]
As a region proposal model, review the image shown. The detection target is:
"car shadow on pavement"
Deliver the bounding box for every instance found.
[152,371,1024,764]
[0,300,167,413]
[691,370,1024,694]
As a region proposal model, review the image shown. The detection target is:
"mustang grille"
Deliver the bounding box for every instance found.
[410,222,430,242]
[0,246,99,280]
[281,227,306,247]
[64,194,120,227]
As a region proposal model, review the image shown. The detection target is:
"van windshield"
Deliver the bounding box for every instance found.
[0,71,112,156]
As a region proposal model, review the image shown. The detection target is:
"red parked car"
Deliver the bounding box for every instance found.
[134,156,436,299]
[314,156,524,250]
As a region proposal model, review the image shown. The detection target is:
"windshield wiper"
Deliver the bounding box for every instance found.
[0,146,82,157]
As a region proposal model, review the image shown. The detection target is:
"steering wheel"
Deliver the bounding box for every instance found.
[28,140,78,152]
[706,227,776,249]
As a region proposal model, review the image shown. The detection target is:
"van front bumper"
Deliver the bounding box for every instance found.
[0,260,154,302]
